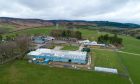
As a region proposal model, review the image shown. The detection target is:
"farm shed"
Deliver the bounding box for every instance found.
[28,48,88,64]
[95,67,118,74]
[78,40,90,44]
[32,36,55,44]
[84,41,105,47]
[32,36,46,44]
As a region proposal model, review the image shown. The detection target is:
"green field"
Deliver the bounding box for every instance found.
[93,49,127,74]
[0,23,16,31]
[62,45,79,51]
[121,36,140,54]
[118,36,140,84]
[14,27,55,35]
[118,53,140,84]
[1,26,140,84]
[0,60,130,84]
[90,35,140,84]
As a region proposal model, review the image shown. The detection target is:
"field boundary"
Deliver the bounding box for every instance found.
[117,51,140,56]
[116,52,134,84]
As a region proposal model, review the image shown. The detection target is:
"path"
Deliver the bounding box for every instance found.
[77,44,84,51]
[94,48,140,56]
[117,51,140,56]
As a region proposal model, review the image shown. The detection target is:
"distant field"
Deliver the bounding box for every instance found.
[121,36,140,54]
[0,23,16,29]
[14,26,55,35]
[0,60,130,84]
[0,24,16,32]
[2,26,55,38]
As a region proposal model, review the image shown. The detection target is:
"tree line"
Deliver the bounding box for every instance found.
[0,35,30,64]
[50,29,82,39]
[97,34,123,46]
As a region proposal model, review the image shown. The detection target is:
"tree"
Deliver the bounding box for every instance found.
[15,35,30,57]
[136,36,140,39]
[61,30,66,37]
[50,29,82,39]
[67,22,74,29]
[0,42,19,64]
[113,33,118,39]
[65,30,71,37]
[75,31,82,39]
[103,34,109,44]
[82,48,91,53]
[97,34,123,47]
[0,34,2,42]
[0,35,30,64]
[97,35,104,43]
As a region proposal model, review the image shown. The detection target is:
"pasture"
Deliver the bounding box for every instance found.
[1,26,140,84]
[92,49,127,74]
[0,60,130,84]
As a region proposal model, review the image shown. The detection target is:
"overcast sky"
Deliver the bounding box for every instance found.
[0,0,140,24]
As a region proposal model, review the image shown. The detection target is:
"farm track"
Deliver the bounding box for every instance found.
[94,48,140,56]
[117,51,140,56]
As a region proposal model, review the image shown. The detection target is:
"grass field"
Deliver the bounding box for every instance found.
[14,27,55,35]
[117,36,140,84]
[118,53,140,84]
[93,49,127,74]
[1,26,140,84]
[0,24,16,30]
[121,36,140,54]
[91,36,140,84]
[0,60,130,84]
[62,45,79,51]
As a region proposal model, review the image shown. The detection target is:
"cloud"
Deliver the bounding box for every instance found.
[0,0,140,24]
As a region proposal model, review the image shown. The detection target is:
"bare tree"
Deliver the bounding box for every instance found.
[0,35,31,64]
[0,42,19,64]
[15,35,30,58]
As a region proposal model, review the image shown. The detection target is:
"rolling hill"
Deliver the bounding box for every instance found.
[0,17,140,29]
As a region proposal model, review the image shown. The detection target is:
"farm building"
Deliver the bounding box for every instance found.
[32,36,55,44]
[95,67,118,74]
[78,40,90,44]
[28,48,88,64]
[84,41,105,47]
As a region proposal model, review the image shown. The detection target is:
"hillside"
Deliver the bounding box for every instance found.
[0,17,140,29]
[0,17,53,29]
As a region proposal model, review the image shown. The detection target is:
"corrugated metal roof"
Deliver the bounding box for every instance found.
[28,48,87,60]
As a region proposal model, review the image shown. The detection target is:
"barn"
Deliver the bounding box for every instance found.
[32,36,55,44]
[28,48,88,64]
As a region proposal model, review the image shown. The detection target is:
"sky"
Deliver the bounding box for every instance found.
[0,0,140,24]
